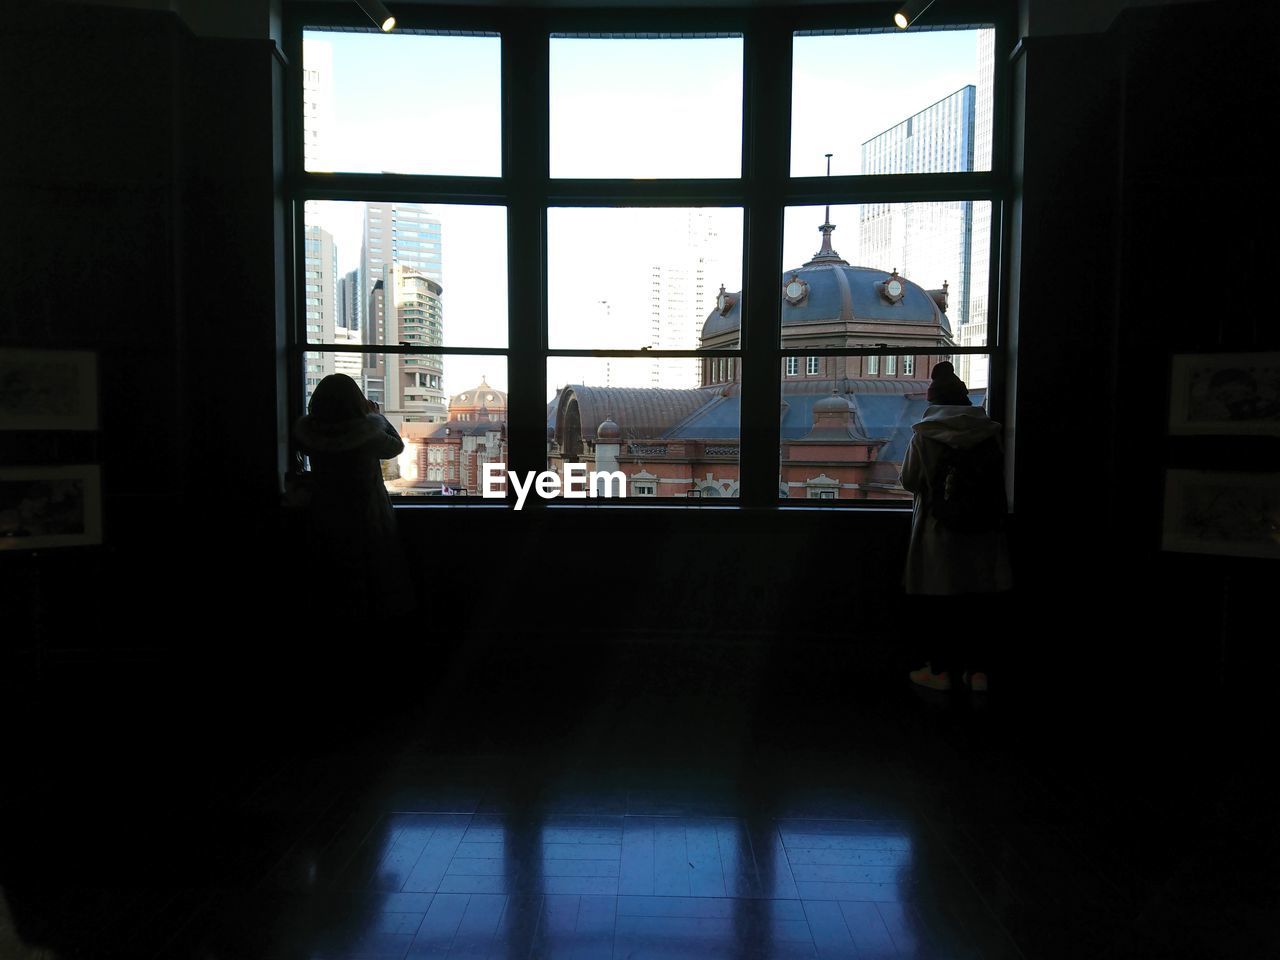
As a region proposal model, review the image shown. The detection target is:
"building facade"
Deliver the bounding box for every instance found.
[362,202,443,298]
[858,28,996,389]
[384,265,447,426]
[302,225,338,405]
[859,85,976,333]
[391,379,509,495]
[300,38,334,173]
[332,267,363,383]
[544,219,968,501]
[647,210,723,389]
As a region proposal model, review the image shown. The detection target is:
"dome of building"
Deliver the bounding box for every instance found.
[596,416,621,441]
[813,392,851,415]
[701,219,952,343]
[449,377,507,410]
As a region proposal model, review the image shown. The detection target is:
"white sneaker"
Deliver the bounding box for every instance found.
[909,663,951,691]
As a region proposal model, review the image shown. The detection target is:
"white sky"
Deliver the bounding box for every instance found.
[303,29,986,400]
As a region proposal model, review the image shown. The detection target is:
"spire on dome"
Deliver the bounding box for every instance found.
[805,153,848,266]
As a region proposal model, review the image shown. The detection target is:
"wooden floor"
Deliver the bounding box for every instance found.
[1,633,1273,959]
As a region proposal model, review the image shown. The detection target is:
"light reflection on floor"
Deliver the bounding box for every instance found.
[313,813,929,959]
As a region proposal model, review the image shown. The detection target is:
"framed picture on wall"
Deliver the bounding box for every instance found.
[1162,469,1280,560]
[1168,352,1280,436]
[0,347,99,431]
[0,464,103,551]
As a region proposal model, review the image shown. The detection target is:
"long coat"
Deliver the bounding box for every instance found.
[293,412,411,618]
[899,404,1013,596]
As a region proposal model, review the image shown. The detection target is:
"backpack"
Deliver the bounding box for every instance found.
[925,436,1007,532]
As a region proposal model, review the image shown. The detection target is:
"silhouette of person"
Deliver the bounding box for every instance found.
[899,361,1011,692]
[293,374,413,620]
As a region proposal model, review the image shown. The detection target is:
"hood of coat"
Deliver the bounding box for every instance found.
[911,404,1002,449]
[295,413,393,454]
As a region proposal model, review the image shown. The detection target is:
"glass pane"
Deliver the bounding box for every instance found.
[547,357,740,500]
[778,353,990,501]
[302,201,507,349]
[302,30,501,177]
[953,353,990,391]
[791,27,994,177]
[781,202,992,351]
[548,207,743,357]
[303,352,507,497]
[550,35,743,179]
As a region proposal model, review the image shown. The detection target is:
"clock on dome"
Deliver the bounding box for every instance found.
[715,284,735,316]
[881,270,905,304]
[783,274,808,305]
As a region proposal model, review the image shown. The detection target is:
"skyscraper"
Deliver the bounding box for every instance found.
[960,28,996,388]
[649,210,722,388]
[360,202,445,410]
[362,202,443,295]
[333,267,363,383]
[384,264,447,425]
[338,268,360,333]
[302,225,338,405]
[857,29,995,388]
[859,85,976,334]
[300,38,334,173]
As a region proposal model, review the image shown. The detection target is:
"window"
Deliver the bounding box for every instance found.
[288,8,1007,510]
[805,477,840,499]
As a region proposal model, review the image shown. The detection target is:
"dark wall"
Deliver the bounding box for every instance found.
[1009,0,1280,692]
[1111,1,1280,682]
[3,1,1274,687]
[2,6,187,669]
[1,4,289,670]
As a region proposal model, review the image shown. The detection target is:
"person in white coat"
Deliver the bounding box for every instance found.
[899,362,1011,692]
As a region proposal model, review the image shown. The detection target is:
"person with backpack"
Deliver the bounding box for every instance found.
[899,361,1012,692]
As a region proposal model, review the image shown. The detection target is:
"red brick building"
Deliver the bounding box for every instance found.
[390,378,508,496]
[547,219,969,499]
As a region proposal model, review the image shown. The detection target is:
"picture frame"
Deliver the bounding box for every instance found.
[0,464,103,551]
[1162,469,1280,560]
[1168,351,1280,436]
[0,347,99,431]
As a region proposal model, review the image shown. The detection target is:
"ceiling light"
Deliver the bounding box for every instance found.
[355,0,396,32]
[894,0,938,30]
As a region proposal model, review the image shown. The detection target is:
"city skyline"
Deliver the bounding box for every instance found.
[302,28,992,400]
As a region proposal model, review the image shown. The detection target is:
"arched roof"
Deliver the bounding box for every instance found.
[556,385,714,443]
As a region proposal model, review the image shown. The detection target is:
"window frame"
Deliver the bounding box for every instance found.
[283,1,1012,511]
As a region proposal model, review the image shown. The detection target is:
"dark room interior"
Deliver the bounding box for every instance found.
[2,0,1278,957]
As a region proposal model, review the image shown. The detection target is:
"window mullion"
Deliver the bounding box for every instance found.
[504,15,550,494]
[740,9,790,509]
